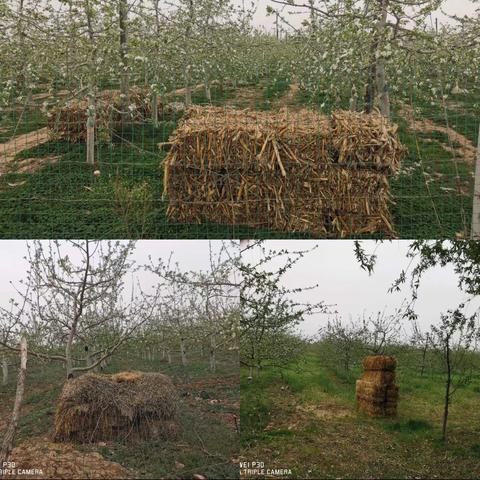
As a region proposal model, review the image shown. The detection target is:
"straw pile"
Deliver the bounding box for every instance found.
[54,371,179,443]
[47,87,162,143]
[356,355,399,417]
[163,106,405,237]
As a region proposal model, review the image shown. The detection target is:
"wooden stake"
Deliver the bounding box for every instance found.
[86,92,95,165]
[0,336,27,465]
[472,124,480,239]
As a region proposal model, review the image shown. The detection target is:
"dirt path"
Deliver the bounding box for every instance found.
[271,83,301,111]
[401,106,476,164]
[0,127,52,175]
[225,81,302,112]
[167,83,205,98]
[225,85,265,109]
[9,436,135,479]
[183,375,239,391]
[31,90,70,102]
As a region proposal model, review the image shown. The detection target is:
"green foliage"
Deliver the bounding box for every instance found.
[240,369,274,445]
[241,344,480,479]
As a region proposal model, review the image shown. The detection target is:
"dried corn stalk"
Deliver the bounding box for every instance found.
[163,106,406,237]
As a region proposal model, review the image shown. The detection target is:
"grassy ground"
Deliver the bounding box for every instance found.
[241,347,480,479]
[0,350,239,479]
[0,80,477,238]
[296,88,477,239]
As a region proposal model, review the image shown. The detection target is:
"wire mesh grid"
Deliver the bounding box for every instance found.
[0,75,478,239]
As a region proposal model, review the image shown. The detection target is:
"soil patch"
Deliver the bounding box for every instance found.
[401,106,476,164]
[0,128,51,175]
[8,436,135,479]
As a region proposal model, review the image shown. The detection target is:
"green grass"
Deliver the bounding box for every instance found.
[0,108,47,142]
[241,345,480,479]
[259,77,291,110]
[0,350,239,479]
[390,117,472,238]
[0,82,477,238]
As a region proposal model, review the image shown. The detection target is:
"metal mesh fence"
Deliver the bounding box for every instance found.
[1,75,478,239]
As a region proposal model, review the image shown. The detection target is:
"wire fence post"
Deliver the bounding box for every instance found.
[472,124,480,239]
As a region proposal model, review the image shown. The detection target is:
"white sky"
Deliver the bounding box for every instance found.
[2,240,479,341]
[0,240,237,307]
[248,0,477,33]
[243,240,480,338]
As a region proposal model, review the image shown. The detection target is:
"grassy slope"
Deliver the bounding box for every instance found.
[0,351,239,479]
[241,348,480,479]
[0,81,477,238]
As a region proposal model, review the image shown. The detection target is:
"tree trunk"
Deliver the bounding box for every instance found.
[209,334,216,372]
[86,90,95,165]
[119,0,129,123]
[151,91,159,127]
[373,0,390,118]
[65,338,73,378]
[471,124,480,239]
[167,349,172,364]
[364,45,376,114]
[184,0,194,107]
[204,76,212,103]
[349,85,358,112]
[344,349,350,371]
[420,343,428,376]
[85,5,96,165]
[2,354,8,386]
[0,337,27,465]
[180,338,188,366]
[308,0,316,33]
[442,338,451,441]
[16,0,27,94]
[184,65,192,107]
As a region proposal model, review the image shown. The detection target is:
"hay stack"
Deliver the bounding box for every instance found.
[47,87,162,143]
[54,371,178,443]
[356,355,399,417]
[163,106,405,237]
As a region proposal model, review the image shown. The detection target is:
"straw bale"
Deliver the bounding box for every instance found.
[356,393,386,404]
[386,385,399,397]
[48,87,163,143]
[54,371,178,443]
[362,355,397,371]
[361,370,395,384]
[356,355,398,417]
[356,386,386,403]
[330,110,402,171]
[163,106,406,238]
[111,371,143,383]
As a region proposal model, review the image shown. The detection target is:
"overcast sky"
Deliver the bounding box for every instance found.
[242,240,480,338]
[2,240,478,340]
[0,240,238,308]
[248,0,477,33]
